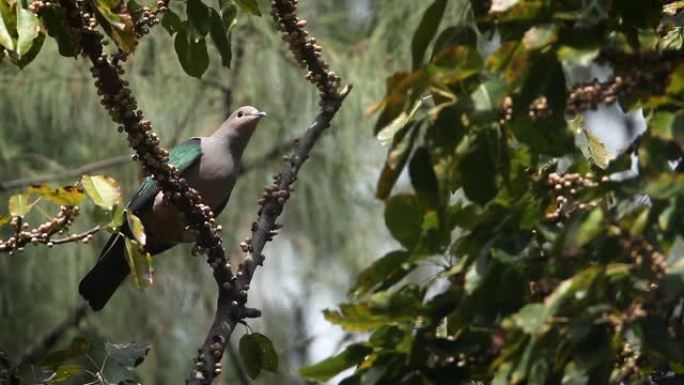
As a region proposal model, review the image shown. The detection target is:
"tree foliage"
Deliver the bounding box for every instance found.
[302,1,684,384]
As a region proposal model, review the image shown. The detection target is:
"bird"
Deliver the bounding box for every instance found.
[79,106,266,311]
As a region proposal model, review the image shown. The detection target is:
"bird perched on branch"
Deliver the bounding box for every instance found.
[79,106,266,311]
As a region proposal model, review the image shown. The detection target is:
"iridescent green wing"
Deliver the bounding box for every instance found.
[128,138,202,213]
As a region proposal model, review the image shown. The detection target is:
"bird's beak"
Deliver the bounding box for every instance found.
[251,111,267,118]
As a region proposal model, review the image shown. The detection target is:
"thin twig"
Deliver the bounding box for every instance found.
[19,303,90,365]
[0,155,130,192]
[51,226,101,245]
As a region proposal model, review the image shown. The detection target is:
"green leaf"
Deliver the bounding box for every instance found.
[186,0,210,36]
[93,204,125,229]
[91,0,137,54]
[104,341,151,369]
[513,303,547,335]
[81,175,122,209]
[376,120,420,200]
[126,212,146,246]
[459,135,498,206]
[411,0,447,70]
[16,5,41,58]
[299,344,372,381]
[9,193,36,217]
[208,8,232,67]
[645,173,684,200]
[522,24,557,50]
[124,238,153,289]
[233,0,260,16]
[409,147,439,209]
[47,365,84,384]
[385,194,424,250]
[41,6,80,57]
[174,22,209,78]
[160,9,181,35]
[218,0,238,29]
[41,338,92,369]
[576,208,604,247]
[0,215,11,227]
[239,333,278,379]
[28,184,85,206]
[470,78,507,113]
[0,0,15,51]
[668,63,684,95]
[324,285,425,331]
[351,250,412,296]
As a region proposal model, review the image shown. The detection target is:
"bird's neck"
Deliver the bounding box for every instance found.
[211,126,254,163]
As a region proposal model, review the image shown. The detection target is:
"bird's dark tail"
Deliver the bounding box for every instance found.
[79,233,130,311]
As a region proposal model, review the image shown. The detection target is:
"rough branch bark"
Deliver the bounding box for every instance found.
[187,0,350,384]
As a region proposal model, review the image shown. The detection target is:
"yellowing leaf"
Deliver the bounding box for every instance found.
[571,115,615,169]
[81,175,122,209]
[28,184,85,206]
[9,193,36,217]
[126,212,146,246]
[124,237,153,289]
[233,0,261,16]
[523,24,557,50]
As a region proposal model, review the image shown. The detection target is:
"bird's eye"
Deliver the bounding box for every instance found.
[237,111,244,118]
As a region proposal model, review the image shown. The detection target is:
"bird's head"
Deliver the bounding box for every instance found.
[226,106,267,136]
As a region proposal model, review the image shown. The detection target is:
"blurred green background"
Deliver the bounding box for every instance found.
[0,0,467,384]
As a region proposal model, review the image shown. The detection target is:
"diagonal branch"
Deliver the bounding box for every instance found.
[187,0,350,384]
[0,155,130,192]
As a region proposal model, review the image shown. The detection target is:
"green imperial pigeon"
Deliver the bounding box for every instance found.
[79,106,266,311]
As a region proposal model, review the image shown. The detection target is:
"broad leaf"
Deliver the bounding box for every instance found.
[385,194,424,250]
[105,341,151,369]
[91,0,137,53]
[81,175,122,209]
[208,8,233,68]
[186,0,210,36]
[41,338,92,369]
[411,0,447,70]
[160,10,181,35]
[174,22,209,78]
[239,333,278,379]
[124,238,153,289]
[9,193,36,217]
[233,0,260,16]
[47,365,84,384]
[28,184,85,206]
[299,344,372,381]
[351,250,412,296]
[126,212,146,246]
[41,6,80,57]
[0,0,15,51]
[16,5,42,58]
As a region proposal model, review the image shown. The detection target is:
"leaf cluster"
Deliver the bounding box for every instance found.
[303,1,684,384]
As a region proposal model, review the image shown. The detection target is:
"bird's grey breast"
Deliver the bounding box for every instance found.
[187,137,239,208]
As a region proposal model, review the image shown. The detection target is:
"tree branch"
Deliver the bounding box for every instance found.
[0,155,130,192]
[187,0,350,383]
[19,303,90,365]
[0,139,291,193]
[0,206,80,254]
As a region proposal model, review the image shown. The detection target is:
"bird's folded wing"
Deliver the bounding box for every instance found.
[127,137,203,212]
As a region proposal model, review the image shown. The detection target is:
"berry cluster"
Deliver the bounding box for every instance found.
[619,236,667,280]
[133,0,168,38]
[544,172,600,221]
[0,206,79,254]
[270,0,342,105]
